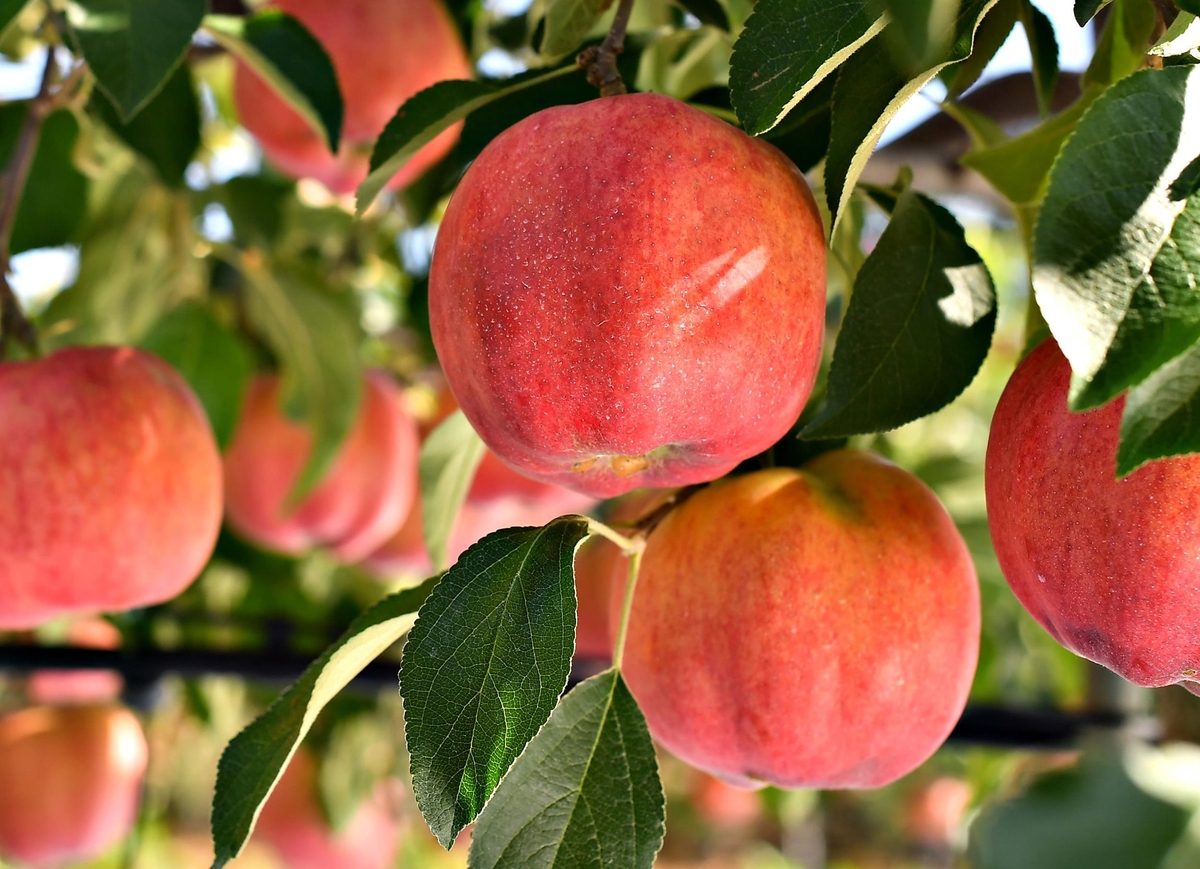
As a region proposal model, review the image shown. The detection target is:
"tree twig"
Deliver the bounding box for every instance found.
[577,0,635,97]
[0,46,57,357]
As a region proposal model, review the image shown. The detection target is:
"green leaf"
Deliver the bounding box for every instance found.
[1032,66,1200,409]
[64,0,205,121]
[1076,196,1200,410]
[357,65,579,216]
[960,93,1093,203]
[468,670,665,869]
[41,173,201,346]
[239,262,363,502]
[400,518,591,848]
[541,0,609,58]
[969,747,1189,869]
[1118,337,1200,474]
[139,303,254,449]
[824,36,907,227]
[1074,0,1112,26]
[1020,0,1058,116]
[219,175,294,247]
[674,0,729,30]
[209,579,437,869]
[1083,0,1156,89]
[943,0,1018,98]
[824,0,1001,232]
[760,76,834,173]
[728,0,886,136]
[1150,12,1200,60]
[90,62,200,188]
[1170,153,1200,200]
[879,0,963,73]
[420,410,486,573]
[203,11,343,153]
[803,190,995,438]
[0,0,27,35]
[0,105,87,255]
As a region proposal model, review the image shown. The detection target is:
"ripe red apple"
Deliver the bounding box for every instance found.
[233,0,472,194]
[0,704,149,867]
[620,451,979,789]
[429,93,827,498]
[254,750,397,869]
[0,346,222,629]
[223,371,419,563]
[27,618,124,705]
[986,339,1200,691]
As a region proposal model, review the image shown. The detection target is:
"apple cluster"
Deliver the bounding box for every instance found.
[6,5,1200,862]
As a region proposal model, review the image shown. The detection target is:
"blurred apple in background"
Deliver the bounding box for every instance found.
[254,750,398,869]
[233,0,472,194]
[0,346,223,629]
[0,704,149,867]
[223,371,419,563]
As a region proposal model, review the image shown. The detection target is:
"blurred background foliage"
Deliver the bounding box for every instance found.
[3,0,1200,866]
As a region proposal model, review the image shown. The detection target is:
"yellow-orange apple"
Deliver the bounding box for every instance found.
[429,93,827,498]
[621,452,979,788]
[254,750,397,869]
[986,339,1200,692]
[223,371,419,562]
[0,704,148,867]
[0,346,222,629]
[233,0,472,194]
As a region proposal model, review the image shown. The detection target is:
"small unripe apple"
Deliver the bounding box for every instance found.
[27,618,124,705]
[986,339,1200,691]
[0,346,222,629]
[0,704,149,868]
[223,371,419,563]
[254,750,397,869]
[233,0,472,194]
[621,452,979,789]
[430,93,827,498]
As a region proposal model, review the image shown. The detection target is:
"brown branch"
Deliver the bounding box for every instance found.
[0,47,57,357]
[577,0,635,97]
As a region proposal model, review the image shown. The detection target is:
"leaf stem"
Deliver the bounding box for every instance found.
[577,0,635,97]
[586,518,639,555]
[609,545,643,671]
[0,45,56,357]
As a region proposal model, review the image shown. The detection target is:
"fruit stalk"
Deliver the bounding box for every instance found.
[0,44,55,356]
[577,0,636,97]
[609,545,643,670]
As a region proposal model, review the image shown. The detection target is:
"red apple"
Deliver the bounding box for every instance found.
[27,618,124,705]
[254,750,397,869]
[620,451,979,789]
[0,346,222,629]
[904,776,972,846]
[0,704,149,868]
[223,371,419,563]
[233,0,472,194]
[690,771,762,828]
[986,339,1200,691]
[429,93,827,498]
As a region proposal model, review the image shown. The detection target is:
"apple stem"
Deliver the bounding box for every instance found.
[610,545,644,671]
[0,35,60,358]
[577,0,635,97]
